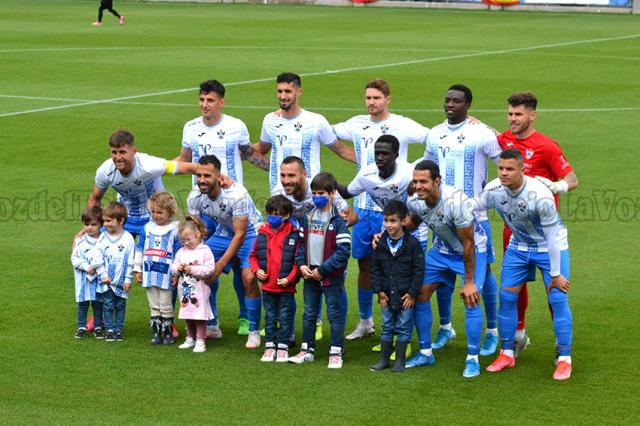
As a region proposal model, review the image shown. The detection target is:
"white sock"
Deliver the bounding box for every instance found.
[501,349,514,358]
[420,348,433,356]
[486,328,498,336]
[440,323,452,331]
[466,354,479,362]
[196,339,205,344]
[558,356,572,364]
[515,329,526,340]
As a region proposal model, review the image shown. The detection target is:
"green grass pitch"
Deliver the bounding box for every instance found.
[1,0,639,423]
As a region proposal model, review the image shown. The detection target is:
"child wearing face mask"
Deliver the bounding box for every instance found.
[289,172,351,369]
[250,195,303,363]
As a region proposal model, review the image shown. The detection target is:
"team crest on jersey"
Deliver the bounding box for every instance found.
[133,179,143,186]
[219,200,227,212]
[153,236,163,246]
[389,183,399,194]
[526,149,534,159]
[457,134,466,144]
[380,124,389,134]
[517,200,527,212]
[329,224,334,231]
[217,129,226,139]
[436,209,445,221]
[294,122,303,132]
[118,243,125,252]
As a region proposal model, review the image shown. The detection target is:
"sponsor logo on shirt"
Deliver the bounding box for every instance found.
[198,132,206,137]
[145,248,167,258]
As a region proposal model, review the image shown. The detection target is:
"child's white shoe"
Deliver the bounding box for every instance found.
[179,337,195,349]
[193,339,206,353]
[245,331,261,349]
[276,344,289,363]
[261,346,276,362]
[328,346,343,369]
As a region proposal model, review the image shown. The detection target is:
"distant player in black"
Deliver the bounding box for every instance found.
[92,0,124,26]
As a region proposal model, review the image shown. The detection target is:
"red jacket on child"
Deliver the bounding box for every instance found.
[249,220,303,293]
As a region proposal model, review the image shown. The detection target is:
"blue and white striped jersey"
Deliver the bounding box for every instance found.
[71,234,103,302]
[95,153,171,220]
[260,109,337,191]
[333,113,429,211]
[478,176,568,252]
[423,119,501,221]
[182,114,251,185]
[347,161,413,209]
[187,183,263,238]
[135,220,181,290]
[271,179,349,218]
[95,231,135,298]
[407,185,487,255]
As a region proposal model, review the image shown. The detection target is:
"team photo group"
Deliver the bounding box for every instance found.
[71,72,578,380]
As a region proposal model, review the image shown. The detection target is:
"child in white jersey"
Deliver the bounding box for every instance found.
[171,216,216,353]
[71,207,105,339]
[95,202,135,342]
[134,192,181,345]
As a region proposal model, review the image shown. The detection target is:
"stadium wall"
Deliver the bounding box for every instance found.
[141,0,638,14]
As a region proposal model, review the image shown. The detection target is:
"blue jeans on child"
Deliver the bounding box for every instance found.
[77,299,104,329]
[102,288,126,332]
[380,306,414,343]
[302,281,346,351]
[262,291,295,347]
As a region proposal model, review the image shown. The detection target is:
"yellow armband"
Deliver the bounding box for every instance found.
[164,160,178,175]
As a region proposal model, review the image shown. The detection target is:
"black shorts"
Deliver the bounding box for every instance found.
[100,0,114,8]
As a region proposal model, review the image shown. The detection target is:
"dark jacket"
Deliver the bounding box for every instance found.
[371,228,425,310]
[249,220,303,293]
[296,206,351,287]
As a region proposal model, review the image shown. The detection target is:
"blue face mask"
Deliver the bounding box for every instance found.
[312,195,329,209]
[267,215,285,229]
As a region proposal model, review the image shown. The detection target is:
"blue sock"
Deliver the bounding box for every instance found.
[340,288,348,325]
[207,279,220,327]
[232,265,247,319]
[414,301,432,350]
[498,289,519,351]
[436,285,453,326]
[316,293,323,323]
[548,289,573,356]
[483,270,498,329]
[245,296,262,332]
[465,305,483,356]
[357,288,373,320]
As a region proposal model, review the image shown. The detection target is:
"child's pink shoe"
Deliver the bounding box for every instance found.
[119,16,125,25]
[86,315,94,332]
[91,21,102,26]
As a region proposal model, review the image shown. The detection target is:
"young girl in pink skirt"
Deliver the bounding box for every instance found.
[171,216,216,353]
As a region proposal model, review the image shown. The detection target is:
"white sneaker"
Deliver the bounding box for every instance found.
[261,347,276,362]
[193,340,206,353]
[276,349,289,363]
[178,337,195,349]
[328,346,343,369]
[245,331,261,349]
[206,325,222,340]
[289,343,315,364]
[346,320,375,340]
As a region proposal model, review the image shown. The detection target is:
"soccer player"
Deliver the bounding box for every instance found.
[418,84,502,357]
[404,160,488,377]
[481,149,573,381]
[92,0,124,26]
[332,78,429,340]
[87,129,196,238]
[252,72,356,191]
[187,155,264,349]
[175,79,269,186]
[337,135,416,339]
[497,92,579,357]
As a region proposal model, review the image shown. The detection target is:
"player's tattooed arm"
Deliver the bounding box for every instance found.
[239,144,270,171]
[457,225,480,308]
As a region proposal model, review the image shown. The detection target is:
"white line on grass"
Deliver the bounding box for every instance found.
[2,95,638,113]
[1,33,639,119]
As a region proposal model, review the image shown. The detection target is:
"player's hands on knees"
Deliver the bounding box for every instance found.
[377,292,389,309]
[371,232,383,249]
[402,293,415,309]
[460,282,480,307]
[548,275,570,293]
